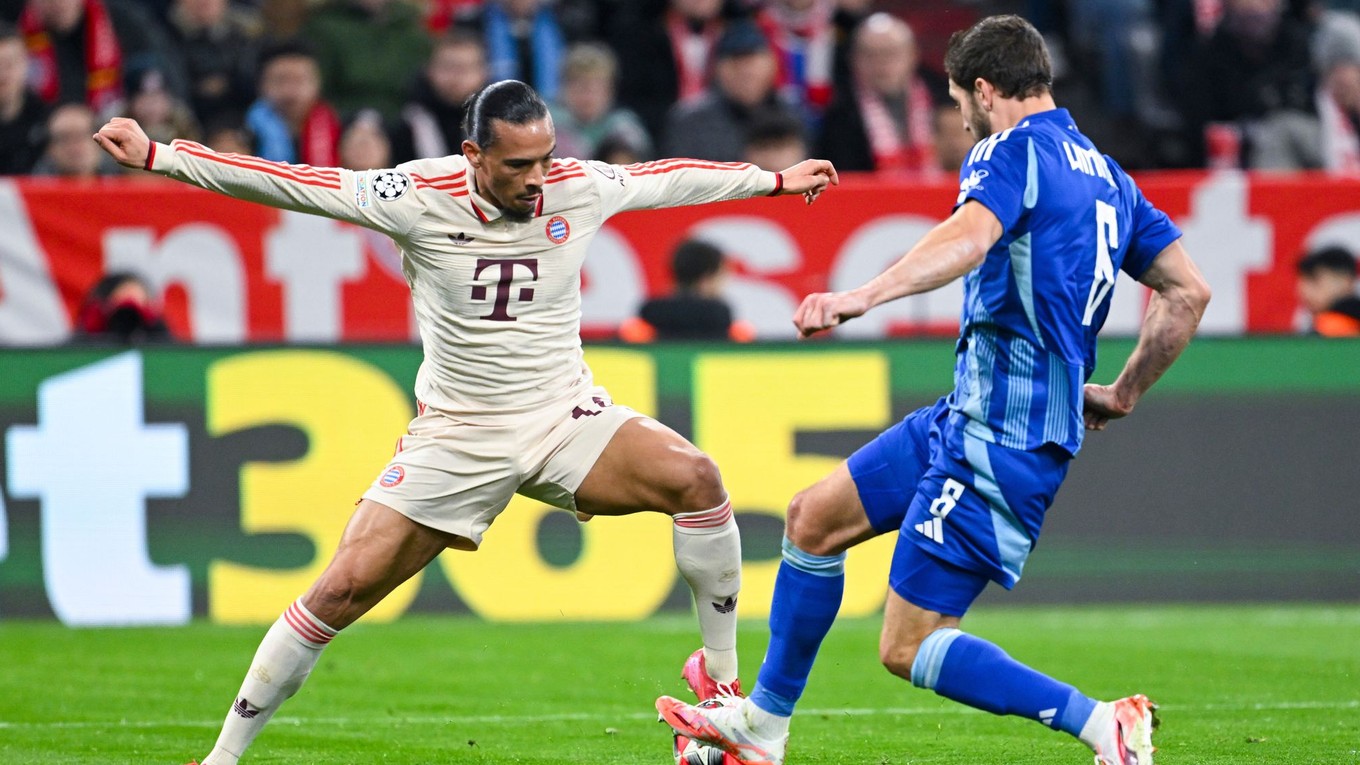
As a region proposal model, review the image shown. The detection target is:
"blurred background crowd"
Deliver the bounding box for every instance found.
[5,0,1360,180]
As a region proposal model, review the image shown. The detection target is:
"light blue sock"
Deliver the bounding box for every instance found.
[912,628,1098,736]
[749,538,845,718]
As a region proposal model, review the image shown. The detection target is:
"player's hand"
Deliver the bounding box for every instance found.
[777,159,839,205]
[93,117,151,169]
[1082,383,1135,431]
[794,289,869,338]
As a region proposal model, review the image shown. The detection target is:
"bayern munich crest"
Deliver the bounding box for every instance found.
[545,215,570,244]
[372,171,410,202]
[379,465,405,487]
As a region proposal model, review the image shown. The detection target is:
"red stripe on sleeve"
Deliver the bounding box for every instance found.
[143,142,156,171]
[631,162,751,176]
[768,172,783,196]
[173,140,342,183]
[176,146,342,189]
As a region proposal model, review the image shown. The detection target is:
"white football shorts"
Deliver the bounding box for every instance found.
[361,385,643,550]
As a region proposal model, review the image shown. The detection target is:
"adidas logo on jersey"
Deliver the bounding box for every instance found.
[1039,707,1058,727]
[914,517,946,544]
[915,478,966,544]
[448,232,475,245]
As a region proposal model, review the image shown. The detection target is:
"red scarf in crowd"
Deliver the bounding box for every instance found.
[667,11,722,102]
[758,2,834,111]
[20,0,122,115]
[1318,88,1360,175]
[856,75,937,175]
[300,102,341,168]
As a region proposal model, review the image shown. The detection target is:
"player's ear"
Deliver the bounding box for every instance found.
[462,139,481,168]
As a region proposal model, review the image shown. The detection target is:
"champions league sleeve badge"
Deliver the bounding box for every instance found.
[372,171,411,202]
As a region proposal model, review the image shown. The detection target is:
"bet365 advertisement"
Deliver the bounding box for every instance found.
[1,340,1357,626]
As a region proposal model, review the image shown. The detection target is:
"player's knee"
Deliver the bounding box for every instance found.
[784,491,841,557]
[672,450,726,512]
[879,635,922,681]
[306,573,375,628]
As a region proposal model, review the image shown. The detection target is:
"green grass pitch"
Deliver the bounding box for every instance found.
[1,605,1356,764]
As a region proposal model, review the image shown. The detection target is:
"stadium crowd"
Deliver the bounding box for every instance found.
[5,0,1360,177]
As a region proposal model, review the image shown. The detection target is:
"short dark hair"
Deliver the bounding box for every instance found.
[944,15,1052,99]
[744,112,805,151]
[433,29,484,57]
[0,21,22,45]
[461,80,549,149]
[1298,246,1359,277]
[257,39,318,77]
[672,240,725,289]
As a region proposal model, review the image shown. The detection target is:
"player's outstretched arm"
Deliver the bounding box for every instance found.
[1083,240,1211,431]
[794,200,1001,338]
[94,118,424,237]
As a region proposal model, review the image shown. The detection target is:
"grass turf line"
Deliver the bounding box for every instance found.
[0,605,1356,764]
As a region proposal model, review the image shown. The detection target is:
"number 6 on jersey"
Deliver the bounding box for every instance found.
[1083,200,1119,326]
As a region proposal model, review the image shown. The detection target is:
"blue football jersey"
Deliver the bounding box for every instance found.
[946,108,1181,454]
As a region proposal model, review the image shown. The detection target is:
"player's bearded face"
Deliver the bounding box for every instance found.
[466,117,556,221]
[949,80,992,141]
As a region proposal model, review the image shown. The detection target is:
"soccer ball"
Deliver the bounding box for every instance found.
[671,697,743,765]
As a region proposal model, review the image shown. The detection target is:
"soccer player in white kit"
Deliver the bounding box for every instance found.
[93,80,838,765]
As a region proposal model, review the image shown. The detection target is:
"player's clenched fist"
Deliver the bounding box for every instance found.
[793,289,870,338]
[777,159,838,205]
[93,117,151,169]
[1081,383,1134,431]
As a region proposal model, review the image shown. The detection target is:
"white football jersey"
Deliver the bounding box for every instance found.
[146,141,781,415]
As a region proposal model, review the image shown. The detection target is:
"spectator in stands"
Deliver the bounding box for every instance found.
[162,0,261,126]
[0,22,47,174]
[1318,51,1360,172]
[743,111,806,171]
[124,62,199,144]
[662,18,802,162]
[246,41,340,166]
[455,0,566,103]
[595,132,643,165]
[756,0,869,120]
[392,31,485,163]
[550,42,651,161]
[611,0,729,140]
[20,0,124,116]
[1182,0,1321,168]
[74,271,172,344]
[933,102,972,173]
[621,238,755,342]
[201,111,250,153]
[1297,245,1360,335]
[816,13,936,175]
[303,0,430,120]
[338,108,391,170]
[20,0,183,118]
[32,102,118,176]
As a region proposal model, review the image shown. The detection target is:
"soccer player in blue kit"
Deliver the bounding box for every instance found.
[659,15,1212,765]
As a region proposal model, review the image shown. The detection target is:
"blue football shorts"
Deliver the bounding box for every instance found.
[848,397,1071,617]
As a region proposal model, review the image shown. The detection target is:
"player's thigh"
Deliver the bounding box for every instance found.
[843,400,945,534]
[784,461,880,557]
[302,498,461,630]
[573,416,725,516]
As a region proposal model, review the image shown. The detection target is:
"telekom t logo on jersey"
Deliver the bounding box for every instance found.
[471,258,539,321]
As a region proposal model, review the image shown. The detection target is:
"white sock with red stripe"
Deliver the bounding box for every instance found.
[673,498,741,685]
[200,599,337,765]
